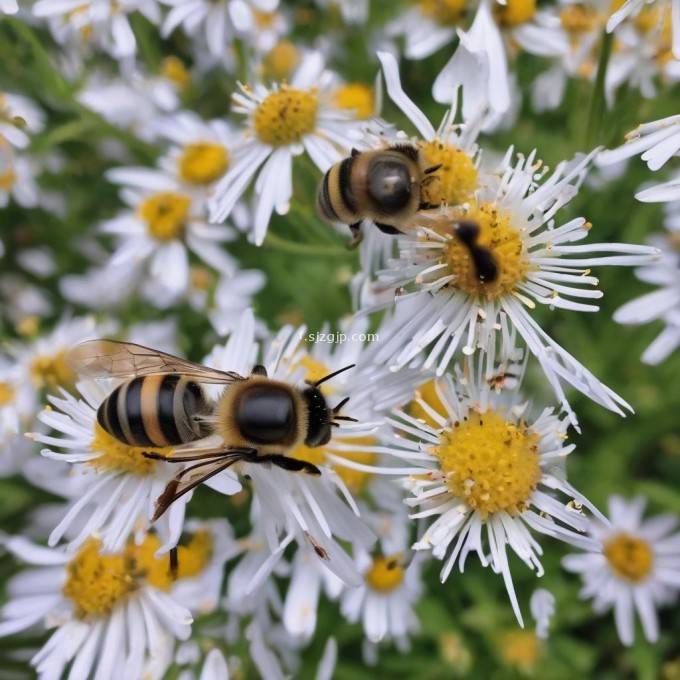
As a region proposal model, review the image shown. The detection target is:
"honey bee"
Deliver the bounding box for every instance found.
[66,340,357,522]
[452,219,498,283]
[317,145,441,247]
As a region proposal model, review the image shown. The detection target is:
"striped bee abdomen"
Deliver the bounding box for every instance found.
[97,375,209,447]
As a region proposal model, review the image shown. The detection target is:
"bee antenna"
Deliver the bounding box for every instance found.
[332,396,350,414]
[314,363,356,387]
[332,396,359,423]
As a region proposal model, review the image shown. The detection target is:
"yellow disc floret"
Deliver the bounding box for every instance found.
[161,56,191,90]
[262,41,301,81]
[0,168,15,190]
[409,379,446,428]
[498,630,540,672]
[418,140,478,206]
[418,0,467,25]
[434,203,529,299]
[434,410,542,518]
[560,4,603,36]
[89,422,169,476]
[30,349,76,392]
[494,0,536,27]
[604,533,654,582]
[0,381,16,406]
[178,142,229,185]
[63,539,135,618]
[252,86,318,146]
[332,83,375,119]
[365,554,405,592]
[140,191,192,242]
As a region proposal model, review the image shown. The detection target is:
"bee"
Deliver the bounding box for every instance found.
[452,219,498,283]
[317,145,441,247]
[66,340,357,522]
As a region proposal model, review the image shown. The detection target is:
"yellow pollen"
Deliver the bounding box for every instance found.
[494,0,536,27]
[0,381,15,406]
[295,356,333,393]
[434,410,542,518]
[63,539,136,618]
[252,87,318,146]
[30,349,76,392]
[139,191,192,241]
[418,0,467,25]
[178,142,229,185]
[434,203,529,299]
[332,83,375,119]
[0,169,15,190]
[17,315,40,337]
[254,9,277,28]
[604,533,654,582]
[128,531,213,591]
[560,4,602,35]
[161,56,191,90]
[89,422,169,476]
[498,630,540,672]
[418,140,478,206]
[262,41,300,81]
[365,554,405,592]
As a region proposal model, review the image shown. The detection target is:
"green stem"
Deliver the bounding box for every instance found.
[586,29,614,148]
[263,231,353,258]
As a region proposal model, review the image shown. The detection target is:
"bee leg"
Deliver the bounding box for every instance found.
[418,201,439,210]
[347,222,363,249]
[169,547,179,580]
[250,364,268,377]
[375,222,402,236]
[350,147,360,157]
[423,163,442,174]
[255,453,322,476]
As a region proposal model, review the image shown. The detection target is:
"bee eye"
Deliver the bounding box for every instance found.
[368,158,413,213]
[237,386,295,444]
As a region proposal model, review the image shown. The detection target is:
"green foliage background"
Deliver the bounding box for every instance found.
[1,2,679,678]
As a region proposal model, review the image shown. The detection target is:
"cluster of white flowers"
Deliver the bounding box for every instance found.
[1,0,679,677]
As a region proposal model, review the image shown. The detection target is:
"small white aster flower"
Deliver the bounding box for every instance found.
[159,0,278,57]
[101,166,238,304]
[563,495,680,646]
[0,532,194,680]
[364,146,658,426]
[0,92,46,147]
[377,352,604,625]
[614,214,680,364]
[32,0,161,60]
[208,51,365,245]
[0,142,42,209]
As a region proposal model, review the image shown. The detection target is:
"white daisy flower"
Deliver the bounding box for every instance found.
[0,526,230,679]
[563,495,680,646]
[0,92,46,147]
[607,0,680,59]
[339,506,422,661]
[363,145,658,426]
[208,51,365,245]
[597,113,680,171]
[376,351,604,625]
[159,0,278,58]
[101,166,238,304]
[614,213,680,364]
[0,141,41,209]
[32,0,161,60]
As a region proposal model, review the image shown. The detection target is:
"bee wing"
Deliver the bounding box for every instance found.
[152,449,248,521]
[66,340,246,384]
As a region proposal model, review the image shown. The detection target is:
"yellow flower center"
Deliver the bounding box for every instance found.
[418,140,478,206]
[365,554,405,592]
[332,83,375,119]
[190,265,214,290]
[560,4,602,35]
[161,56,191,90]
[434,204,529,300]
[603,533,654,582]
[128,531,213,591]
[0,169,15,190]
[252,87,318,146]
[494,0,536,27]
[63,531,213,618]
[296,355,332,388]
[434,410,542,519]
[0,381,16,406]
[498,630,540,672]
[30,349,76,392]
[89,422,169,476]
[262,41,300,81]
[178,142,229,185]
[418,0,467,25]
[408,379,446,428]
[63,539,136,618]
[139,191,192,242]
